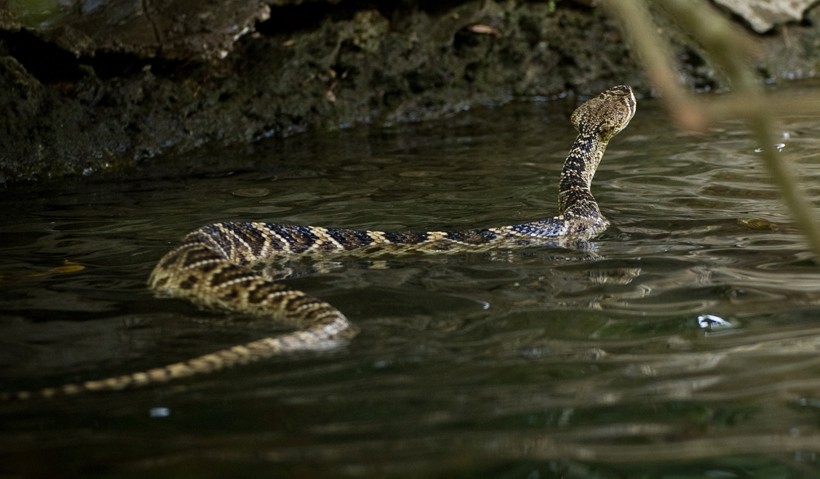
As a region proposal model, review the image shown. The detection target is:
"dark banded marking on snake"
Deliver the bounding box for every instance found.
[2,85,636,400]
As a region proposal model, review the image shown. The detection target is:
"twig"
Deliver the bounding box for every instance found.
[604,0,820,258]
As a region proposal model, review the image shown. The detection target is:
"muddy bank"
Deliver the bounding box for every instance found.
[1,0,818,184]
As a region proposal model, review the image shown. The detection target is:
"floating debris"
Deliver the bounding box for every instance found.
[697,314,733,331]
[738,217,777,230]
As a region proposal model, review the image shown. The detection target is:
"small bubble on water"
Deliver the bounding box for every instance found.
[697,314,732,330]
[149,407,171,418]
[798,397,820,408]
[753,143,786,153]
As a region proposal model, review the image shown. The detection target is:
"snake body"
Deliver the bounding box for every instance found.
[4,85,635,400]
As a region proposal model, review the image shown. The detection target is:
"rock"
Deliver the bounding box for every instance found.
[0,1,643,183]
[1,0,271,60]
[713,0,819,33]
[1,0,820,183]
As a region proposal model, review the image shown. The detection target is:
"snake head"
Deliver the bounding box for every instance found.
[571,85,636,139]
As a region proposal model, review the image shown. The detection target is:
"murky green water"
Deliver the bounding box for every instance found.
[3,87,820,478]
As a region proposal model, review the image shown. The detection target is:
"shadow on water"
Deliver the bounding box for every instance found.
[2,86,820,477]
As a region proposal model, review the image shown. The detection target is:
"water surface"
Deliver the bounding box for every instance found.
[2,87,820,477]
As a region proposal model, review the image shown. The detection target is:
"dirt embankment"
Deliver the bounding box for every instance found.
[1,0,818,184]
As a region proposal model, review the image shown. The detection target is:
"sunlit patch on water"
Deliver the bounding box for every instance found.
[3,86,820,476]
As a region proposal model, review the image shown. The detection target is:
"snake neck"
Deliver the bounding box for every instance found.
[557,129,608,219]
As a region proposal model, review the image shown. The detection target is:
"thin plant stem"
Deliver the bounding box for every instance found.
[604,0,820,258]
